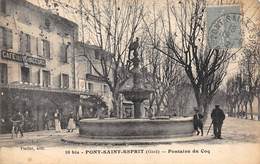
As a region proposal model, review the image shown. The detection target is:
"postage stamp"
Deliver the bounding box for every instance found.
[207,5,259,50]
[207,5,242,49]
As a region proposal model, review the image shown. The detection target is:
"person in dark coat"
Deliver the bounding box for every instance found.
[43,111,50,130]
[211,105,225,139]
[193,107,204,136]
[10,111,24,137]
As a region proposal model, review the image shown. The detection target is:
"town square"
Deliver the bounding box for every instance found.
[0,0,259,164]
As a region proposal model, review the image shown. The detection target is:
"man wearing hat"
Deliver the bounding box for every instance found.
[193,107,204,136]
[211,105,225,139]
[10,110,24,138]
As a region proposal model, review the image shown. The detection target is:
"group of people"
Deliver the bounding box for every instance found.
[10,109,77,138]
[193,105,225,139]
[51,109,76,133]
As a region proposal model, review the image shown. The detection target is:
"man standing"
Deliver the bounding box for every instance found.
[211,105,225,139]
[24,110,30,132]
[43,111,49,130]
[193,107,204,136]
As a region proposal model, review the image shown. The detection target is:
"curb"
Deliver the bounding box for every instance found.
[61,135,213,145]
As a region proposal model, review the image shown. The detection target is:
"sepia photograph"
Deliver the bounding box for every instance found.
[0,0,259,163]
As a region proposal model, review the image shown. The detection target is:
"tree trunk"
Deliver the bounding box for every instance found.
[112,92,120,118]
[244,103,248,119]
[229,104,233,117]
[202,103,209,123]
[249,101,253,120]
[258,96,260,121]
[237,103,241,118]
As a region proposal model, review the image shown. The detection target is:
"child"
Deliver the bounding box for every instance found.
[193,107,204,136]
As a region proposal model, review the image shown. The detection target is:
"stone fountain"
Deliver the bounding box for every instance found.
[67,38,194,144]
[119,39,154,119]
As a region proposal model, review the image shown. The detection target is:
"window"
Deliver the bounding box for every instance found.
[85,81,87,91]
[103,84,108,94]
[62,73,69,89]
[42,70,50,87]
[21,67,30,83]
[0,27,12,49]
[25,34,31,52]
[88,83,93,93]
[94,49,100,60]
[0,63,7,84]
[0,0,6,14]
[42,40,50,59]
[60,43,69,63]
[19,33,31,53]
[44,18,51,29]
[87,61,92,74]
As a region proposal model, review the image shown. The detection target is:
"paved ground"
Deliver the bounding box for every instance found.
[0,117,260,147]
[192,117,260,144]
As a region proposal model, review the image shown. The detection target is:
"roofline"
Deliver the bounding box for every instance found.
[14,0,78,29]
[75,41,112,56]
[75,41,102,50]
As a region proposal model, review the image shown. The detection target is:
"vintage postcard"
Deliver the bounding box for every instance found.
[0,0,259,163]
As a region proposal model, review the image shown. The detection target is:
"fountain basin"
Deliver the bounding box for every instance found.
[79,117,194,139]
[119,89,153,102]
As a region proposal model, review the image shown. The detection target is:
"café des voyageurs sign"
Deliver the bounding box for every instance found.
[1,50,46,67]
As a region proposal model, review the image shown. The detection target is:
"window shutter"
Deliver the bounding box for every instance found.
[0,0,6,14]
[30,35,37,55]
[5,28,12,49]
[37,38,43,57]
[19,32,26,53]
[18,32,22,52]
[60,73,63,88]
[65,44,69,63]
[25,34,31,53]
[0,63,7,84]
[43,40,51,59]
[38,69,42,86]
[60,43,65,62]
[0,27,3,48]
[49,71,52,87]
[48,40,52,59]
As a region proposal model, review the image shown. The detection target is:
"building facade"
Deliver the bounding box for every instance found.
[75,42,113,117]
[0,0,83,133]
[0,0,78,89]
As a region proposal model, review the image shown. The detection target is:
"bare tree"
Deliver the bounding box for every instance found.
[143,0,234,121]
[239,48,259,120]
[77,0,145,117]
[169,78,193,116]
[143,53,183,116]
[226,75,241,117]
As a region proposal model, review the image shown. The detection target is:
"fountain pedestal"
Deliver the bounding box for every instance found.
[133,102,141,118]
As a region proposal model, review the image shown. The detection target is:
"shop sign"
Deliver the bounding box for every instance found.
[1,50,46,66]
